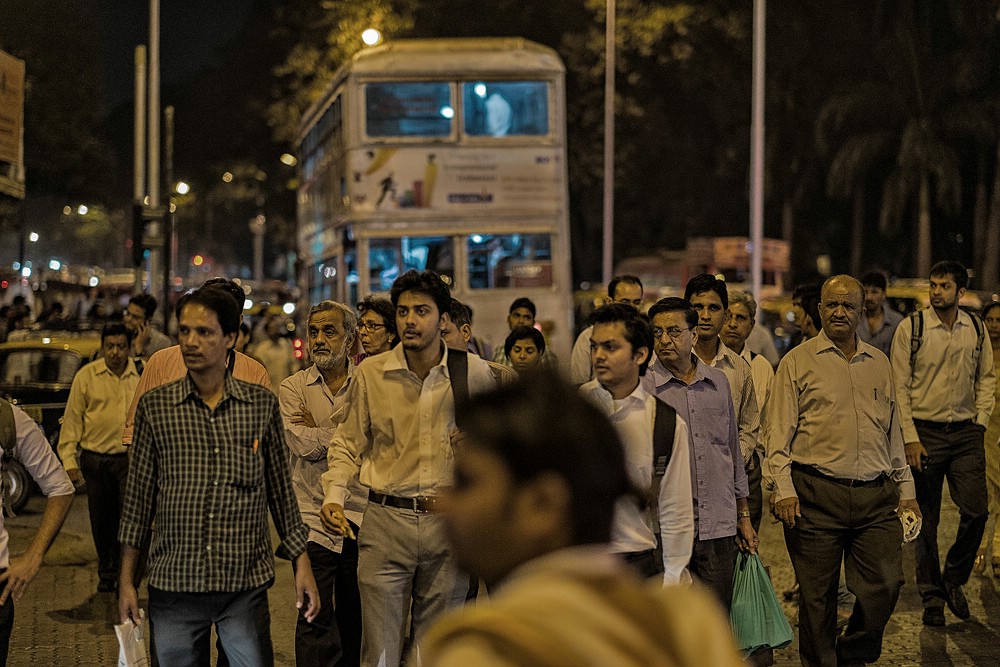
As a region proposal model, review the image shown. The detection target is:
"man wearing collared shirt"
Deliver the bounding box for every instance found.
[858,271,903,357]
[321,270,495,667]
[580,303,694,584]
[765,275,920,666]
[118,286,319,665]
[721,290,774,411]
[58,323,140,593]
[686,274,763,531]
[891,260,996,626]
[642,297,756,609]
[0,401,74,664]
[280,300,366,666]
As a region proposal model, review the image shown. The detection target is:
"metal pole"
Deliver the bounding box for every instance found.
[133,45,146,295]
[601,0,616,286]
[163,105,174,334]
[750,0,766,315]
[147,0,161,298]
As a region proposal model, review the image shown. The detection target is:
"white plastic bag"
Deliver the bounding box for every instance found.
[115,610,150,667]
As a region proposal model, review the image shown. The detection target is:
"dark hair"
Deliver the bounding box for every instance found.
[504,325,546,358]
[589,303,654,376]
[459,371,637,545]
[860,271,888,291]
[389,270,451,317]
[201,277,248,311]
[177,286,241,337]
[449,299,472,328]
[647,297,698,329]
[981,301,1000,321]
[357,295,398,346]
[129,294,158,319]
[101,322,133,347]
[607,275,643,299]
[508,297,536,318]
[930,260,969,290]
[684,273,728,310]
[793,283,822,331]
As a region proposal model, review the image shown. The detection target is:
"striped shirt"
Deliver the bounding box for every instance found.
[119,373,308,593]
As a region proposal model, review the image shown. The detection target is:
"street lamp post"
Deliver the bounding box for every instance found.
[249,215,266,282]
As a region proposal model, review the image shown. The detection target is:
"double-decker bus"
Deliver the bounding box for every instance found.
[295,38,573,361]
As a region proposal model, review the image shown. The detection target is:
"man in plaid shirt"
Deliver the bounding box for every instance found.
[118,286,319,665]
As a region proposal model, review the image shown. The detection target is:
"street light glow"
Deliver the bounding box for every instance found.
[77,205,88,215]
[362,29,382,46]
[62,206,72,216]
[49,260,61,270]
[28,232,39,242]
[280,153,297,167]
[175,181,190,195]
[222,171,234,183]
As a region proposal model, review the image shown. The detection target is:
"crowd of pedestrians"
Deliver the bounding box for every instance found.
[0,259,996,667]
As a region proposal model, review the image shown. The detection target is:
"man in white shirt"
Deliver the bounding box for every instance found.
[579,303,693,583]
[280,300,367,666]
[891,260,996,626]
[58,323,140,593]
[570,275,644,385]
[0,400,74,663]
[321,270,495,666]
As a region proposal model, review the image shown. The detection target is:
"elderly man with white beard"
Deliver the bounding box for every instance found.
[279,300,368,666]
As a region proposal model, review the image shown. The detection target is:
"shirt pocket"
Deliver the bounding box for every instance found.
[229,439,264,490]
[702,406,733,448]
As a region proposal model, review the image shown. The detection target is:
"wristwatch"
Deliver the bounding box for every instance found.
[737,510,752,519]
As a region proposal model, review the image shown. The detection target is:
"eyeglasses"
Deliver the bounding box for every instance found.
[360,320,386,332]
[651,326,691,341]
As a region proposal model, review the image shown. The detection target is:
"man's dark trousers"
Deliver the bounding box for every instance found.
[78,450,128,588]
[784,467,903,667]
[293,534,362,666]
[913,421,988,610]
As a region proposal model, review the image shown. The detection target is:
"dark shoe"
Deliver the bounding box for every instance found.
[97,580,116,593]
[943,581,971,620]
[922,607,945,627]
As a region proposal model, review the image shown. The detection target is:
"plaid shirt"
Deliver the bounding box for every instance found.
[119,373,308,593]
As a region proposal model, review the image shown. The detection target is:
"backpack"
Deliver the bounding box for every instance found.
[908,309,985,377]
[648,398,677,544]
[446,348,470,430]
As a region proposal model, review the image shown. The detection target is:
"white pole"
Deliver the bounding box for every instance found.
[602,0,616,286]
[750,0,766,315]
[147,0,161,296]
[133,46,146,294]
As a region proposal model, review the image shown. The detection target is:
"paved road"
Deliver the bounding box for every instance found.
[5,485,999,665]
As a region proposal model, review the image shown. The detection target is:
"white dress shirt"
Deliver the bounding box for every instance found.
[580,380,694,585]
[704,340,760,464]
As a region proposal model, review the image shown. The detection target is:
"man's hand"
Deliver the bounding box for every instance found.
[773,497,801,528]
[449,427,468,451]
[294,552,321,623]
[0,553,42,604]
[118,582,142,625]
[320,503,348,535]
[736,518,759,554]
[66,469,83,486]
[896,497,922,520]
[904,441,928,472]
[291,404,317,428]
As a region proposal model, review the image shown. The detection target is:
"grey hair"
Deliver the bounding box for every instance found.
[308,300,359,339]
[727,290,757,321]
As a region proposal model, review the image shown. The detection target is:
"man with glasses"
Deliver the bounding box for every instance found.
[642,297,756,610]
[571,275,644,384]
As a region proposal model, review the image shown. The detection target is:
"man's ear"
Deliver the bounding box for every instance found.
[460,323,473,343]
[516,472,573,545]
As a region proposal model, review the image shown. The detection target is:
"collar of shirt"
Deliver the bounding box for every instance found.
[172,372,254,407]
[650,356,719,390]
[579,379,648,417]
[304,360,355,394]
[95,358,141,379]
[923,306,973,332]
[814,329,875,362]
[707,339,740,370]
[382,339,450,379]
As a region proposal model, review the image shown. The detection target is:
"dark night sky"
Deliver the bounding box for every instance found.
[96,0,255,114]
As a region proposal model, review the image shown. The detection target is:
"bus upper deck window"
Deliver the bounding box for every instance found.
[365,82,452,138]
[463,81,549,137]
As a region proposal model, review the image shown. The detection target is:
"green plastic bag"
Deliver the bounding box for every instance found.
[730,552,793,655]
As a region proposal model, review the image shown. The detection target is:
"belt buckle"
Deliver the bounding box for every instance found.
[414,496,436,513]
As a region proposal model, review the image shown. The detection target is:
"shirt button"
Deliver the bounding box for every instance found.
[214,448,220,453]
[208,513,214,519]
[206,545,211,551]
[214,480,219,486]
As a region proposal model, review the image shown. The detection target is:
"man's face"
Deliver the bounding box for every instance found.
[308,309,353,371]
[440,320,471,351]
[102,334,130,375]
[985,308,1000,344]
[612,282,643,309]
[721,303,753,352]
[441,443,528,587]
[178,303,236,373]
[689,290,726,341]
[651,311,695,367]
[122,303,147,335]
[864,285,886,313]
[590,321,646,395]
[929,274,963,311]
[509,337,542,374]
[507,306,534,330]
[396,291,444,354]
[819,281,864,342]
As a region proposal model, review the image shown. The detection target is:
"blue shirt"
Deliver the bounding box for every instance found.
[643,356,748,540]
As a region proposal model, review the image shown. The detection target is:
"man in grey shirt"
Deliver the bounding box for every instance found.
[857,271,902,357]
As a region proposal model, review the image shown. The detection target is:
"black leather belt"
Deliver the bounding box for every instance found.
[369,491,439,513]
[791,463,886,488]
[913,419,975,432]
